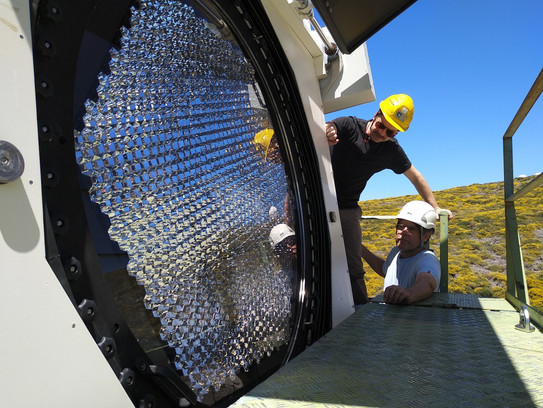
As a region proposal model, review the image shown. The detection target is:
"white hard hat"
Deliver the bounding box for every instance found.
[396,201,436,230]
[269,223,295,248]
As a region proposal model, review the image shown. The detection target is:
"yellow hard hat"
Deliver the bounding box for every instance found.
[379,94,414,132]
[253,128,275,160]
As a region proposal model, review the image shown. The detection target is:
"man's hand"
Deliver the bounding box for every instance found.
[436,207,454,220]
[325,122,339,145]
[384,273,437,305]
[383,285,411,305]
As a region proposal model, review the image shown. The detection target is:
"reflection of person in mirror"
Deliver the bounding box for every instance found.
[361,201,441,305]
[254,129,294,226]
[269,223,297,289]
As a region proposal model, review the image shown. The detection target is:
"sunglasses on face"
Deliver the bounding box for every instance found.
[374,120,398,137]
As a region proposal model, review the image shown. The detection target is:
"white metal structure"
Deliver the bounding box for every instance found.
[261,0,376,326]
[0,0,380,405]
[0,2,134,407]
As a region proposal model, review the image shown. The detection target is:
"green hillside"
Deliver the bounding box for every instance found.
[359,175,543,311]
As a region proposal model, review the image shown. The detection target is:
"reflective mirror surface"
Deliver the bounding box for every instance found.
[74,0,297,401]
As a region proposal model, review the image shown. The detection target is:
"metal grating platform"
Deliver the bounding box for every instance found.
[232,295,543,407]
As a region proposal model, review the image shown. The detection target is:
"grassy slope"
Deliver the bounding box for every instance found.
[359,175,543,311]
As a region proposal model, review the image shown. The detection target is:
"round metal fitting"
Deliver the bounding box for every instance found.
[0,140,25,183]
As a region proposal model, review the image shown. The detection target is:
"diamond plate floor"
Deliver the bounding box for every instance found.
[231,295,543,407]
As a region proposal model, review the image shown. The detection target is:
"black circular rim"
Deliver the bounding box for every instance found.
[33,0,331,406]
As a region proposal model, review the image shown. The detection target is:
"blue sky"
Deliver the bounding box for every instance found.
[323,0,543,201]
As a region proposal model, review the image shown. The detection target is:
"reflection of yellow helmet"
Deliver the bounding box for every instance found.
[379,94,414,132]
[253,128,274,160]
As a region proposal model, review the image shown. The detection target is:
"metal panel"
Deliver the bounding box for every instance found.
[261,0,355,329]
[312,0,417,54]
[0,2,134,407]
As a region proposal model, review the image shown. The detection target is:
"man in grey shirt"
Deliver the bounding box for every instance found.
[361,201,440,305]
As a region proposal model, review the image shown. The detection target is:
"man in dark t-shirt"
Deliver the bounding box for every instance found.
[326,94,449,305]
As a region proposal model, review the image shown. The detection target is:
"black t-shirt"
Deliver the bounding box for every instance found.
[331,116,412,208]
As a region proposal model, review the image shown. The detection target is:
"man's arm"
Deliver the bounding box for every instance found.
[403,165,453,219]
[403,165,439,208]
[383,272,437,305]
[361,244,385,277]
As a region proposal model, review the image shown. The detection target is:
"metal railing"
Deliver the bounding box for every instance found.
[502,68,543,329]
